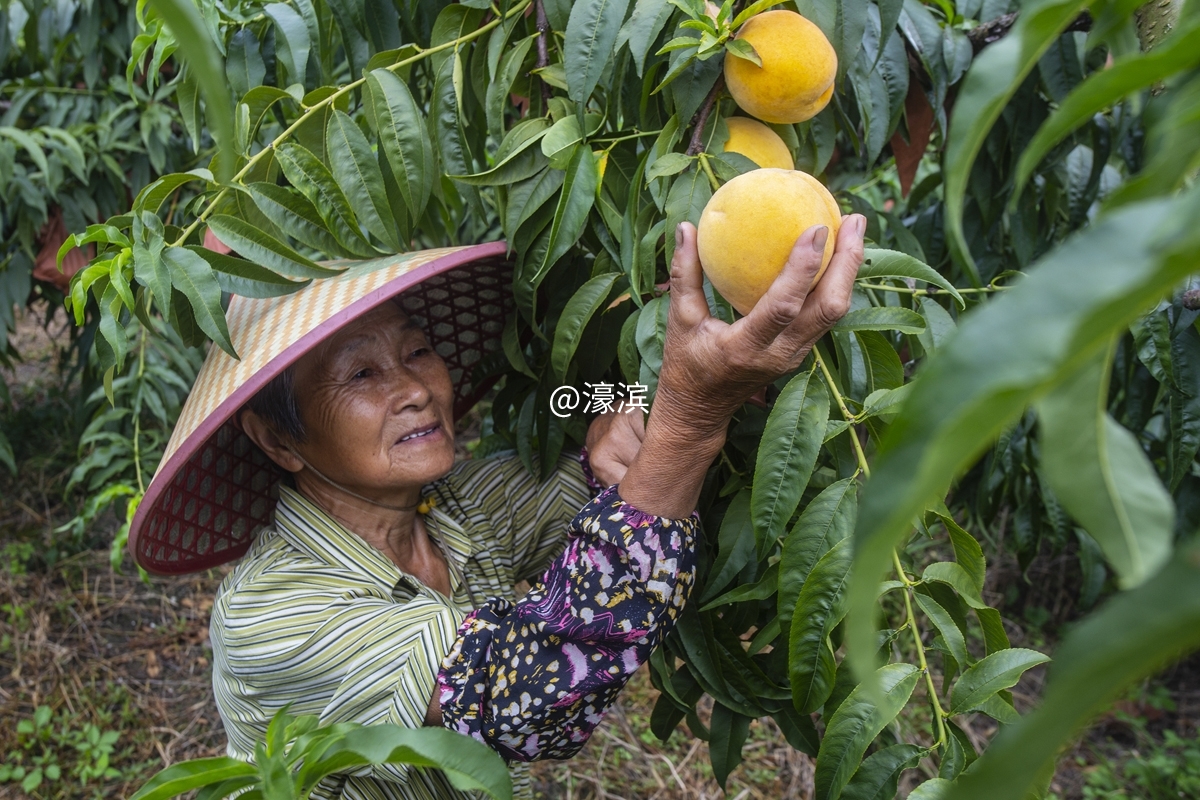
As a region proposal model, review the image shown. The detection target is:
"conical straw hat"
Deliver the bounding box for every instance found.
[130,243,513,575]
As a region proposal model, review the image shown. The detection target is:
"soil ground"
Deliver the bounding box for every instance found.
[3,305,1199,799]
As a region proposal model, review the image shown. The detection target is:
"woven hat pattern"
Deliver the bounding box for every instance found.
[131,243,512,574]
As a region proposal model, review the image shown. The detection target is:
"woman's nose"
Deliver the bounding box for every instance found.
[386,362,433,412]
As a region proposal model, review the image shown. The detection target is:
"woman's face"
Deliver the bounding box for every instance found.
[288,301,457,500]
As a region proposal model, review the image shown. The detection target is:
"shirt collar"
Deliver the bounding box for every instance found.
[272,485,474,599]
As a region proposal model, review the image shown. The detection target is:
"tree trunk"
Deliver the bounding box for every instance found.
[1136,0,1183,50]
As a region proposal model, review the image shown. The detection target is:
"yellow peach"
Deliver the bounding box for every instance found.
[721,117,794,170]
[697,168,841,314]
[724,10,837,124]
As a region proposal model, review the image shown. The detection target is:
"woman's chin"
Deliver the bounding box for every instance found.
[392,438,456,483]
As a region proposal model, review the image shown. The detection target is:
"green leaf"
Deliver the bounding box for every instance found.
[973,693,1021,724]
[708,703,751,790]
[298,726,511,799]
[127,758,256,800]
[664,166,713,266]
[699,561,779,610]
[813,663,921,800]
[430,53,482,220]
[325,110,402,252]
[487,35,536,139]
[914,592,969,668]
[621,0,676,75]
[724,38,762,67]
[1169,316,1200,490]
[365,69,435,222]
[274,143,375,256]
[846,189,1200,685]
[701,489,755,602]
[1014,16,1200,199]
[205,215,342,279]
[840,743,925,800]
[264,2,311,84]
[753,368,830,559]
[789,536,853,714]
[858,248,965,308]
[161,247,236,358]
[618,307,642,385]
[147,0,234,180]
[942,0,1092,281]
[541,113,605,167]
[185,246,310,298]
[950,648,1049,715]
[132,170,212,216]
[646,152,694,181]
[532,145,599,286]
[946,540,1200,800]
[551,273,622,381]
[833,307,926,334]
[503,169,566,242]
[922,561,987,609]
[0,432,14,474]
[861,384,913,422]
[225,28,266,106]
[733,0,787,29]
[834,0,868,82]
[245,182,362,259]
[1038,346,1174,588]
[565,0,633,128]
[924,509,986,596]
[910,779,954,800]
[451,118,551,186]
[325,0,369,75]
[778,477,858,627]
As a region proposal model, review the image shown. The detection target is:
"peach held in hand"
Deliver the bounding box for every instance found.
[696,168,841,315]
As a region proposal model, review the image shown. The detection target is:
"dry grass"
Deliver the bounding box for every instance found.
[0,550,229,799]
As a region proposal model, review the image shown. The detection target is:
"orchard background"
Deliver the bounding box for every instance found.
[4,0,1200,797]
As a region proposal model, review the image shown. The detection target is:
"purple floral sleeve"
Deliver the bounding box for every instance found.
[577,445,606,495]
[436,484,700,762]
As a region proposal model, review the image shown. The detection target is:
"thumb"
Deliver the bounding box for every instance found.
[668,222,712,328]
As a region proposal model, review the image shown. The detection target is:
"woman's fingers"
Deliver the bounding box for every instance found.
[771,214,865,358]
[736,223,829,350]
[668,222,713,330]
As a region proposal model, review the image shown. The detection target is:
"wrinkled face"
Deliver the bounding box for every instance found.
[289,301,456,497]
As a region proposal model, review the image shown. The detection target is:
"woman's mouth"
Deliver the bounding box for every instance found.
[397,422,443,444]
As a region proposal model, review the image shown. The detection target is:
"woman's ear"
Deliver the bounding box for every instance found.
[240,408,305,474]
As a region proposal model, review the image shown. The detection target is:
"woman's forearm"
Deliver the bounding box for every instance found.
[435,485,699,761]
[617,387,727,518]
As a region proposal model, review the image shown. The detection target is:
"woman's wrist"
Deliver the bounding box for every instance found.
[618,402,726,518]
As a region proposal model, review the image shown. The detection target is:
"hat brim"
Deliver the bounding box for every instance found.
[130,243,513,575]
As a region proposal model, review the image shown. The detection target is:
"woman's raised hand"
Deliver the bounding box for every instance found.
[585,408,647,487]
[617,214,865,519]
[654,215,867,442]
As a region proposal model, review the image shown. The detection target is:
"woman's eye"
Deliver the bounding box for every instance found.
[409,347,430,358]
[352,368,372,380]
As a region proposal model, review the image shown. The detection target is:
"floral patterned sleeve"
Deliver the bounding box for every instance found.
[577,445,605,496]
[436,483,700,762]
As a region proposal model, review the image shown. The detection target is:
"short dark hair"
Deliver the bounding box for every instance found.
[246,365,306,442]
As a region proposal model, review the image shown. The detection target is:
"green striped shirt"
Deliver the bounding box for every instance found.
[209,450,594,800]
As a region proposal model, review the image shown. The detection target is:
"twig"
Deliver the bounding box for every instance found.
[967,10,1092,53]
[535,0,553,107]
[686,77,724,156]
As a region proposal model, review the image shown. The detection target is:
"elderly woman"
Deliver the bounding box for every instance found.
[127,218,865,799]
